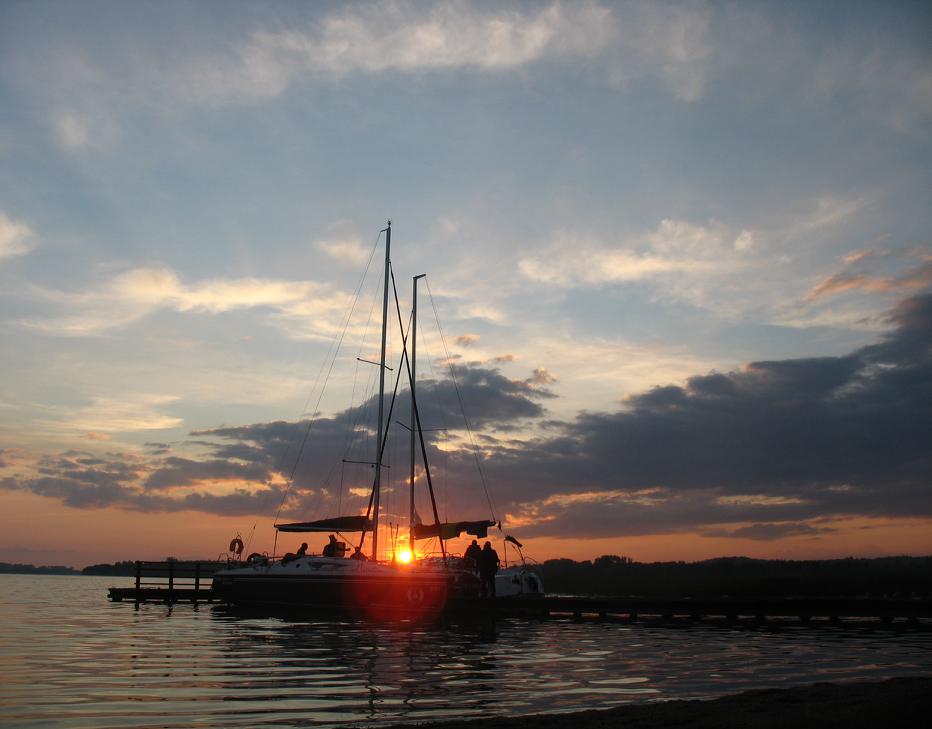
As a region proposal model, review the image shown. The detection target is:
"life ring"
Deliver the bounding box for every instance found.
[406,587,425,604]
[229,537,244,555]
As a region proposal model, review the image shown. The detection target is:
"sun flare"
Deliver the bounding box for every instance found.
[398,549,413,564]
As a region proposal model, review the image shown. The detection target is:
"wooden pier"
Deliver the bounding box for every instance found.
[459,595,932,623]
[108,560,224,604]
[108,562,932,622]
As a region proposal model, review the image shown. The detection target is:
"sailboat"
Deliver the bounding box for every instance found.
[212,222,540,616]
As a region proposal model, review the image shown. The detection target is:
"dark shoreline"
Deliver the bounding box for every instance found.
[369,676,931,729]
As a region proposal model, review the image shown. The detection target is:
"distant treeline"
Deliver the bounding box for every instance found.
[82,560,149,576]
[0,562,78,575]
[536,555,932,598]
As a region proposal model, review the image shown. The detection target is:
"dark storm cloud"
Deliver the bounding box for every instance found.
[0,362,551,519]
[194,364,554,487]
[1,299,929,537]
[142,456,273,490]
[0,447,290,516]
[478,293,932,537]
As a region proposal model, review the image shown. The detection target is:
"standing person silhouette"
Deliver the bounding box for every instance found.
[478,541,500,598]
[464,539,482,572]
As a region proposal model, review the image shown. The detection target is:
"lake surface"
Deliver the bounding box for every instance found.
[2,574,930,728]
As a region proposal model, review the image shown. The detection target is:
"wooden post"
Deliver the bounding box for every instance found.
[168,560,175,598]
[195,562,200,595]
[135,561,141,591]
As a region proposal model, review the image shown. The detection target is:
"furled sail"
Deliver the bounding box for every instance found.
[412,519,498,541]
[275,516,373,533]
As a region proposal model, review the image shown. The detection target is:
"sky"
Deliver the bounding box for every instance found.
[1,0,930,568]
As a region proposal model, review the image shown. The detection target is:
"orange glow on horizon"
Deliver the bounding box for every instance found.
[2,491,932,568]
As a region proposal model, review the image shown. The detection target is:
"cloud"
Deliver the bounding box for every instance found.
[171,1,616,104]
[528,367,556,386]
[142,456,274,491]
[48,395,182,433]
[33,1,722,118]
[316,235,371,266]
[0,212,36,261]
[807,249,932,301]
[484,293,932,538]
[702,522,833,541]
[455,333,480,347]
[3,296,930,539]
[54,111,90,150]
[0,360,553,517]
[518,218,750,287]
[0,449,287,516]
[22,266,353,337]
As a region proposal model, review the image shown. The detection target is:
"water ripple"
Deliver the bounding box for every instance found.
[2,575,931,728]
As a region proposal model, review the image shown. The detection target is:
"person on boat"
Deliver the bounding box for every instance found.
[350,547,367,561]
[322,534,338,557]
[296,542,308,558]
[478,541,500,598]
[464,539,482,572]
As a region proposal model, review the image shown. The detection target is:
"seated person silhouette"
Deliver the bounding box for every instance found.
[322,534,338,557]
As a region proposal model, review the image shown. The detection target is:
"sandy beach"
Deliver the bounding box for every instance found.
[374,676,932,729]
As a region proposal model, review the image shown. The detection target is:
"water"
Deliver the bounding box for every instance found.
[1,575,930,728]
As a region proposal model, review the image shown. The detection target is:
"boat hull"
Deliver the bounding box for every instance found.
[212,557,478,618]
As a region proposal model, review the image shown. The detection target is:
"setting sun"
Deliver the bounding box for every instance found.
[398,549,413,564]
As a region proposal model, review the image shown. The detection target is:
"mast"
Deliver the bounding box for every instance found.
[409,273,426,553]
[372,221,391,561]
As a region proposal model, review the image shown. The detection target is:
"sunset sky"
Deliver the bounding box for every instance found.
[1,1,930,568]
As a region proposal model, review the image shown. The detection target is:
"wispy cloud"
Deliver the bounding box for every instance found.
[807,248,932,301]
[0,212,36,261]
[172,1,616,104]
[316,236,371,266]
[518,218,751,287]
[54,111,90,151]
[22,266,352,337]
[32,1,720,118]
[518,193,885,324]
[702,521,833,541]
[45,394,183,434]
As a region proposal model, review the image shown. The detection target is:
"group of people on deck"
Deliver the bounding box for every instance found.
[283,535,502,597]
[464,539,500,598]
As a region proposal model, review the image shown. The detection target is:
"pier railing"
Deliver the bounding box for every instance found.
[109,560,227,603]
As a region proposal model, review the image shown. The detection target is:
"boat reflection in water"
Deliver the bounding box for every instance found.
[210,608,512,725]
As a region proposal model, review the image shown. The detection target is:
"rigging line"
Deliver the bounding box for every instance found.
[423,278,497,521]
[338,459,345,516]
[300,244,386,522]
[415,315,453,523]
[272,229,384,525]
[344,261,387,453]
[357,344,408,554]
[357,265,415,554]
[390,268,446,562]
[273,230,381,478]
